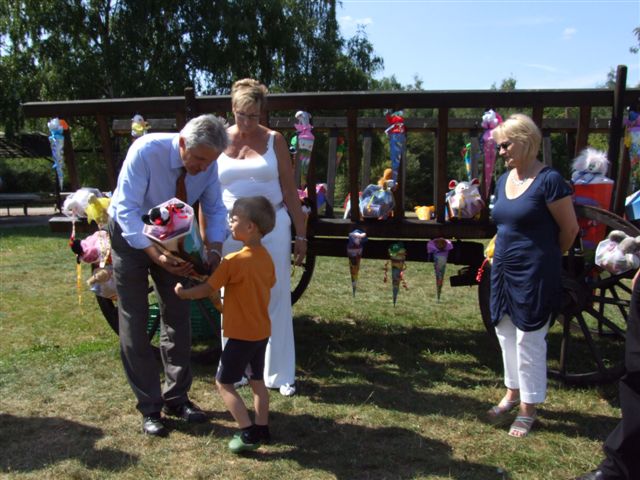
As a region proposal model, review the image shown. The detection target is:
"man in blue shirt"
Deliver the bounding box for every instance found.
[108,114,228,437]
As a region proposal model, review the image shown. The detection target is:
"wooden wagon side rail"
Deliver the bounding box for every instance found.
[21,64,639,229]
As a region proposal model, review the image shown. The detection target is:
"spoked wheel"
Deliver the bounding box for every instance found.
[95,284,160,340]
[550,205,639,385]
[291,247,316,305]
[478,204,639,386]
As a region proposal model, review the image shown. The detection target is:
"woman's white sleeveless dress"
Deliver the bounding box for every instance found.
[216,132,296,389]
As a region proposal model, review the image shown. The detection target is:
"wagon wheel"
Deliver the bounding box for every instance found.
[291,244,316,305]
[95,282,160,340]
[478,204,639,386]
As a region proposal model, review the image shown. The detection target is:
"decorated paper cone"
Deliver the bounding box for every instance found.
[347,229,367,297]
[385,111,406,185]
[427,238,453,302]
[387,242,407,306]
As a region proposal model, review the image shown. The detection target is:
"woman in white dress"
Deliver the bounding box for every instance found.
[202,78,307,395]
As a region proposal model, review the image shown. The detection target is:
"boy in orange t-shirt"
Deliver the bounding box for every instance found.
[175,196,275,453]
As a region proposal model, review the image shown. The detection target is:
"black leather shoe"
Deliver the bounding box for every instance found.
[574,470,606,480]
[162,400,207,423]
[142,414,168,437]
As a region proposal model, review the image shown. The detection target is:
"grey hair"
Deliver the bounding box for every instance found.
[180,114,229,151]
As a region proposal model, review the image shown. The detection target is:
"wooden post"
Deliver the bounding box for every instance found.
[542,134,553,167]
[574,105,592,156]
[184,87,197,122]
[326,128,338,216]
[435,108,448,223]
[610,65,628,215]
[61,123,79,191]
[361,129,372,190]
[347,109,360,222]
[96,114,117,190]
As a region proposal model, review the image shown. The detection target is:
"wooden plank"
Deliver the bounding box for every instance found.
[435,108,448,222]
[96,114,117,190]
[347,109,359,222]
[23,88,640,119]
[326,129,338,212]
[361,130,372,189]
[575,105,592,156]
[112,118,178,135]
[542,134,553,167]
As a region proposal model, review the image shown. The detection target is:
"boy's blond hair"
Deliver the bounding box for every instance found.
[231,196,276,236]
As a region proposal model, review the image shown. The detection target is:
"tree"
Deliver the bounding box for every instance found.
[0,0,383,136]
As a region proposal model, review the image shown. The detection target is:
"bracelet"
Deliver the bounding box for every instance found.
[207,248,222,258]
[295,235,307,242]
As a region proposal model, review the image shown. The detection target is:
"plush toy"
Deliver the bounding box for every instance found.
[446,178,484,220]
[414,205,435,220]
[70,230,111,265]
[481,109,502,199]
[624,110,640,191]
[571,148,613,185]
[86,265,117,299]
[131,114,149,138]
[595,229,640,275]
[142,201,189,240]
[62,187,104,218]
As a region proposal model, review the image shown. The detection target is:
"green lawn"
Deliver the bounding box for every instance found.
[0,225,620,479]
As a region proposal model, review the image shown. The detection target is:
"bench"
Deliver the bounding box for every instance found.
[0,193,50,216]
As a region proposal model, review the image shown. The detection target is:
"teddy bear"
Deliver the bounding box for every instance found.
[571,148,613,185]
[446,178,484,220]
[595,229,640,275]
[86,265,117,299]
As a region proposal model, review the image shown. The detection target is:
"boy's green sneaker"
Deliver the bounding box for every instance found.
[228,432,260,453]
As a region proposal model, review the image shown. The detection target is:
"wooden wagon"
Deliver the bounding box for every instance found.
[22,65,640,385]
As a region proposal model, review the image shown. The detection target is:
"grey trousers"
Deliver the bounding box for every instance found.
[109,220,192,416]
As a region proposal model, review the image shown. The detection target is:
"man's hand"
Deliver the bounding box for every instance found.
[145,244,194,277]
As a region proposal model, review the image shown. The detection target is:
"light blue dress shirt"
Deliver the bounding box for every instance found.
[108,133,227,249]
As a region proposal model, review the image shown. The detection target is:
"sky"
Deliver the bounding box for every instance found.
[337,0,639,90]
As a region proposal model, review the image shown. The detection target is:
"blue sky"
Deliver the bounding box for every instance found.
[338,0,639,90]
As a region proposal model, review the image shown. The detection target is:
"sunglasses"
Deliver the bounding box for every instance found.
[497,141,512,151]
[235,111,260,120]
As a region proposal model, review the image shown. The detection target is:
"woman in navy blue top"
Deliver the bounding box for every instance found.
[487,114,579,438]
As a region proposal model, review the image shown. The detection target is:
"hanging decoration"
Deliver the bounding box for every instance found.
[427,238,453,302]
[383,242,408,306]
[294,111,314,178]
[461,142,472,181]
[48,117,69,190]
[385,110,406,186]
[131,114,149,138]
[347,229,367,297]
[624,110,640,192]
[479,109,502,200]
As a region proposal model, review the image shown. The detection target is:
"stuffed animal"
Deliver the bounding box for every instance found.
[86,265,117,299]
[414,205,435,220]
[70,230,111,265]
[571,148,613,185]
[131,114,149,138]
[595,229,640,274]
[446,178,484,220]
[62,187,104,218]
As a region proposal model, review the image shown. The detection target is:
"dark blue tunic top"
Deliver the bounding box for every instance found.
[490,167,572,331]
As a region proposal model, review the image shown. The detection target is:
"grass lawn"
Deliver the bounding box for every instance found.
[0,225,621,479]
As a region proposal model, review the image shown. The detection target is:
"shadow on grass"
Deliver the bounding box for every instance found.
[0,414,138,473]
[293,314,618,442]
[0,224,67,238]
[253,412,500,480]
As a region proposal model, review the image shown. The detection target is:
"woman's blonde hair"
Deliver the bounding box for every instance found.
[492,113,542,161]
[231,78,268,111]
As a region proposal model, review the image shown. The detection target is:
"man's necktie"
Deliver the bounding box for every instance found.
[175,167,187,202]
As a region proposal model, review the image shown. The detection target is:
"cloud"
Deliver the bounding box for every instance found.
[338,15,373,30]
[562,27,577,40]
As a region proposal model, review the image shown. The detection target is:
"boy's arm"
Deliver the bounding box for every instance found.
[175,281,214,300]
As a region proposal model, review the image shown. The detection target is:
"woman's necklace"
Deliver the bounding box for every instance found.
[510,174,529,186]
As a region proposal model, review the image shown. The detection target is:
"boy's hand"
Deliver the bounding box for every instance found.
[175,282,187,299]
